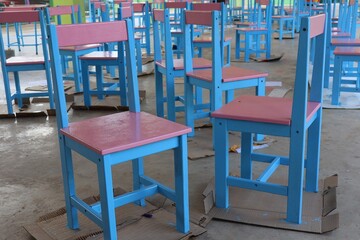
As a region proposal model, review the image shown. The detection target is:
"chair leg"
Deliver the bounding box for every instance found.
[241,132,253,179]
[14,71,23,108]
[72,54,82,92]
[82,62,92,108]
[96,65,104,100]
[136,39,142,74]
[244,33,250,62]
[2,70,14,114]
[286,129,306,224]
[132,158,146,206]
[214,118,229,208]
[97,156,117,240]
[59,137,79,230]
[155,68,164,118]
[174,134,190,233]
[235,31,240,59]
[305,113,321,192]
[331,56,342,105]
[166,72,176,122]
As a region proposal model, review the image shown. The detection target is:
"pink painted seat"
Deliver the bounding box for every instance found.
[59,44,102,51]
[212,95,321,125]
[212,14,327,225]
[47,19,191,240]
[193,36,232,43]
[6,56,45,65]
[155,58,212,70]
[333,46,360,55]
[331,38,360,46]
[187,66,268,82]
[80,51,118,60]
[61,111,190,155]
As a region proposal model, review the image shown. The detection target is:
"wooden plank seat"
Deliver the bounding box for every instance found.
[47,19,191,240]
[212,14,327,224]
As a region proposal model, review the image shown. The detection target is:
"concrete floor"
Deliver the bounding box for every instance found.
[1,26,360,240]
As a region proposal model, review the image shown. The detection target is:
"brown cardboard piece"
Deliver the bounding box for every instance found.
[202,175,339,233]
[24,188,206,240]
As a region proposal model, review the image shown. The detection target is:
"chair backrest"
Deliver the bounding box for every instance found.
[254,0,272,28]
[184,10,222,85]
[45,5,82,25]
[132,2,150,27]
[117,5,134,21]
[0,10,49,65]
[153,9,176,70]
[47,20,140,130]
[291,14,326,127]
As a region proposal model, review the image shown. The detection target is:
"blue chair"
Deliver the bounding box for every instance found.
[0,10,54,115]
[235,0,272,62]
[45,5,101,92]
[192,2,231,67]
[153,8,212,122]
[47,19,191,240]
[133,2,151,56]
[272,0,296,40]
[184,10,268,136]
[212,14,327,224]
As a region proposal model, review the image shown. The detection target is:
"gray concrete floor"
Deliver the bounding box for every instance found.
[1,25,360,240]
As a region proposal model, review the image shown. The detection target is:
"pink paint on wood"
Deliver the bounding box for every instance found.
[309,14,325,38]
[165,2,187,9]
[56,21,128,47]
[153,9,164,22]
[0,10,39,24]
[211,95,321,125]
[120,6,132,18]
[60,111,191,155]
[60,44,101,51]
[331,38,360,46]
[133,3,145,12]
[79,51,118,60]
[192,3,221,11]
[156,57,212,70]
[6,56,44,66]
[187,66,268,82]
[48,6,73,16]
[334,47,360,56]
[185,11,213,27]
[92,2,102,8]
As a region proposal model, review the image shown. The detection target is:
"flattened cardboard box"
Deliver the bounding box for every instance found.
[24,188,206,240]
[202,174,339,233]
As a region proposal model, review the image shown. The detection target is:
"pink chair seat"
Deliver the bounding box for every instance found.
[6,56,45,66]
[187,66,268,83]
[331,38,360,46]
[155,57,212,70]
[61,111,191,155]
[193,36,232,43]
[211,95,321,125]
[80,51,117,60]
[272,15,294,19]
[235,27,268,32]
[331,27,341,32]
[59,44,101,51]
[334,47,360,56]
[332,32,351,37]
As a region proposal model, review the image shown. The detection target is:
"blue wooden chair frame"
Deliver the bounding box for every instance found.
[212,14,327,224]
[133,2,151,56]
[153,8,212,122]
[45,5,101,93]
[235,0,272,62]
[192,2,231,67]
[272,0,296,40]
[47,19,191,240]
[0,10,54,115]
[184,10,267,136]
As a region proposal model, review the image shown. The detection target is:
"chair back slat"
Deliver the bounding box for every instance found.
[192,2,221,10]
[0,10,39,23]
[185,10,213,26]
[119,6,133,19]
[120,2,131,7]
[309,14,326,38]
[165,2,188,8]
[153,8,165,22]
[56,21,128,47]
[133,3,145,12]
[48,5,73,16]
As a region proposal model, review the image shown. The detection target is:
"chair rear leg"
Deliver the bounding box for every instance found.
[241,132,253,179]
[132,157,146,206]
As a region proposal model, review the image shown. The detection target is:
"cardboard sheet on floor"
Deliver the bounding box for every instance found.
[202,175,339,233]
[24,188,206,240]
